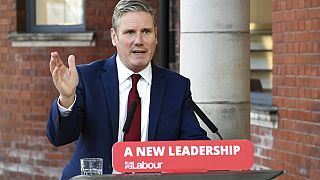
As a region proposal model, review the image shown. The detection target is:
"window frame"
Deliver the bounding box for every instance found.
[26,0,86,33]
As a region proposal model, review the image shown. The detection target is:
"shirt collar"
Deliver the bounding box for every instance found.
[116,55,152,85]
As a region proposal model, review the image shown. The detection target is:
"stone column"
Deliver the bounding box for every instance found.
[180,0,250,139]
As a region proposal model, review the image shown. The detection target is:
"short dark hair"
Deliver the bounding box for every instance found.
[112,0,156,32]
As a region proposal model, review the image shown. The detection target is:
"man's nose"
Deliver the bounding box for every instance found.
[134,33,143,46]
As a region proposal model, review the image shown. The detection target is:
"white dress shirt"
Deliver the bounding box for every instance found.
[57,55,152,142]
[116,56,152,142]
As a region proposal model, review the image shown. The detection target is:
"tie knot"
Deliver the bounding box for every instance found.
[131,74,141,86]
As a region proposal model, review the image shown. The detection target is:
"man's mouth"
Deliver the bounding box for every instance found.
[132,50,146,54]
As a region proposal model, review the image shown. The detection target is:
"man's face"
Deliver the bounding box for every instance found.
[111,12,157,73]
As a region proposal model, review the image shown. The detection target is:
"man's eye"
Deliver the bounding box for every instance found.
[143,30,151,34]
[127,31,134,35]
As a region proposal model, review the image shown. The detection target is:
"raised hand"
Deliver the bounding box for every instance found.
[49,52,79,108]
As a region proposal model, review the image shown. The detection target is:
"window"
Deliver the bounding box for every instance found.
[26,0,85,33]
[9,0,94,47]
[249,0,278,129]
[250,0,272,105]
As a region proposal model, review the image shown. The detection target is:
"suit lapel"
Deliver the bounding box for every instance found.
[101,54,119,143]
[148,63,166,140]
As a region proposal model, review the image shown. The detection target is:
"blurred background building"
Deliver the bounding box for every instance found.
[0,0,319,179]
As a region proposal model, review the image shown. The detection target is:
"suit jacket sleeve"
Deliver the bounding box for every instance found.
[46,68,85,147]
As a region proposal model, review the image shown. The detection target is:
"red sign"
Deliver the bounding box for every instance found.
[112,140,253,173]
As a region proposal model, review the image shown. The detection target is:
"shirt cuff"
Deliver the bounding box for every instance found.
[57,94,77,117]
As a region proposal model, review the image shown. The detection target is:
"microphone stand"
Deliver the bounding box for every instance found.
[123,101,138,134]
[189,99,223,140]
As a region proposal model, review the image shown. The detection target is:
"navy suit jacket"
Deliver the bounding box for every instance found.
[46,54,208,179]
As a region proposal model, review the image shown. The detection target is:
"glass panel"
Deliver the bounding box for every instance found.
[36,0,83,26]
[250,0,272,31]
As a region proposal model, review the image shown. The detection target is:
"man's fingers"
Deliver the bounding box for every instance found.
[52,52,65,67]
[49,52,57,74]
[68,55,76,70]
[50,52,68,73]
[53,52,64,66]
[51,66,61,86]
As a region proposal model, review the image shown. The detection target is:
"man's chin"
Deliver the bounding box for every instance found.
[131,63,149,72]
[132,54,147,60]
[131,57,149,64]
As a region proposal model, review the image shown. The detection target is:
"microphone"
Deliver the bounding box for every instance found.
[188,98,223,140]
[122,101,138,134]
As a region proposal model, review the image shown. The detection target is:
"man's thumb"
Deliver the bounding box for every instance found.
[68,55,76,70]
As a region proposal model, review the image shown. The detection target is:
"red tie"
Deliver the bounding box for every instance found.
[124,74,141,141]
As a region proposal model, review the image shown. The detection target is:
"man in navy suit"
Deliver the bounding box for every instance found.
[47,0,208,179]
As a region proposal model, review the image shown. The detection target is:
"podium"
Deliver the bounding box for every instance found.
[73,141,284,179]
[71,170,284,180]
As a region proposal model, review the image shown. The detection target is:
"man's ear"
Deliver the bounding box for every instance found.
[110,28,117,46]
[155,27,158,44]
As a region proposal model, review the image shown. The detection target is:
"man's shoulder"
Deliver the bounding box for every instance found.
[77,54,116,73]
[153,64,189,82]
[77,59,106,70]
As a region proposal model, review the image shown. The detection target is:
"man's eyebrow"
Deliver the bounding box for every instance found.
[141,27,154,31]
[122,27,153,32]
[122,28,135,32]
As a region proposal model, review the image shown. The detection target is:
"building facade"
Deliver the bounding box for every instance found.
[0,0,319,179]
[0,0,160,179]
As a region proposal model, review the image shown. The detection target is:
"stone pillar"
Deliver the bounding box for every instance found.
[180,0,250,139]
